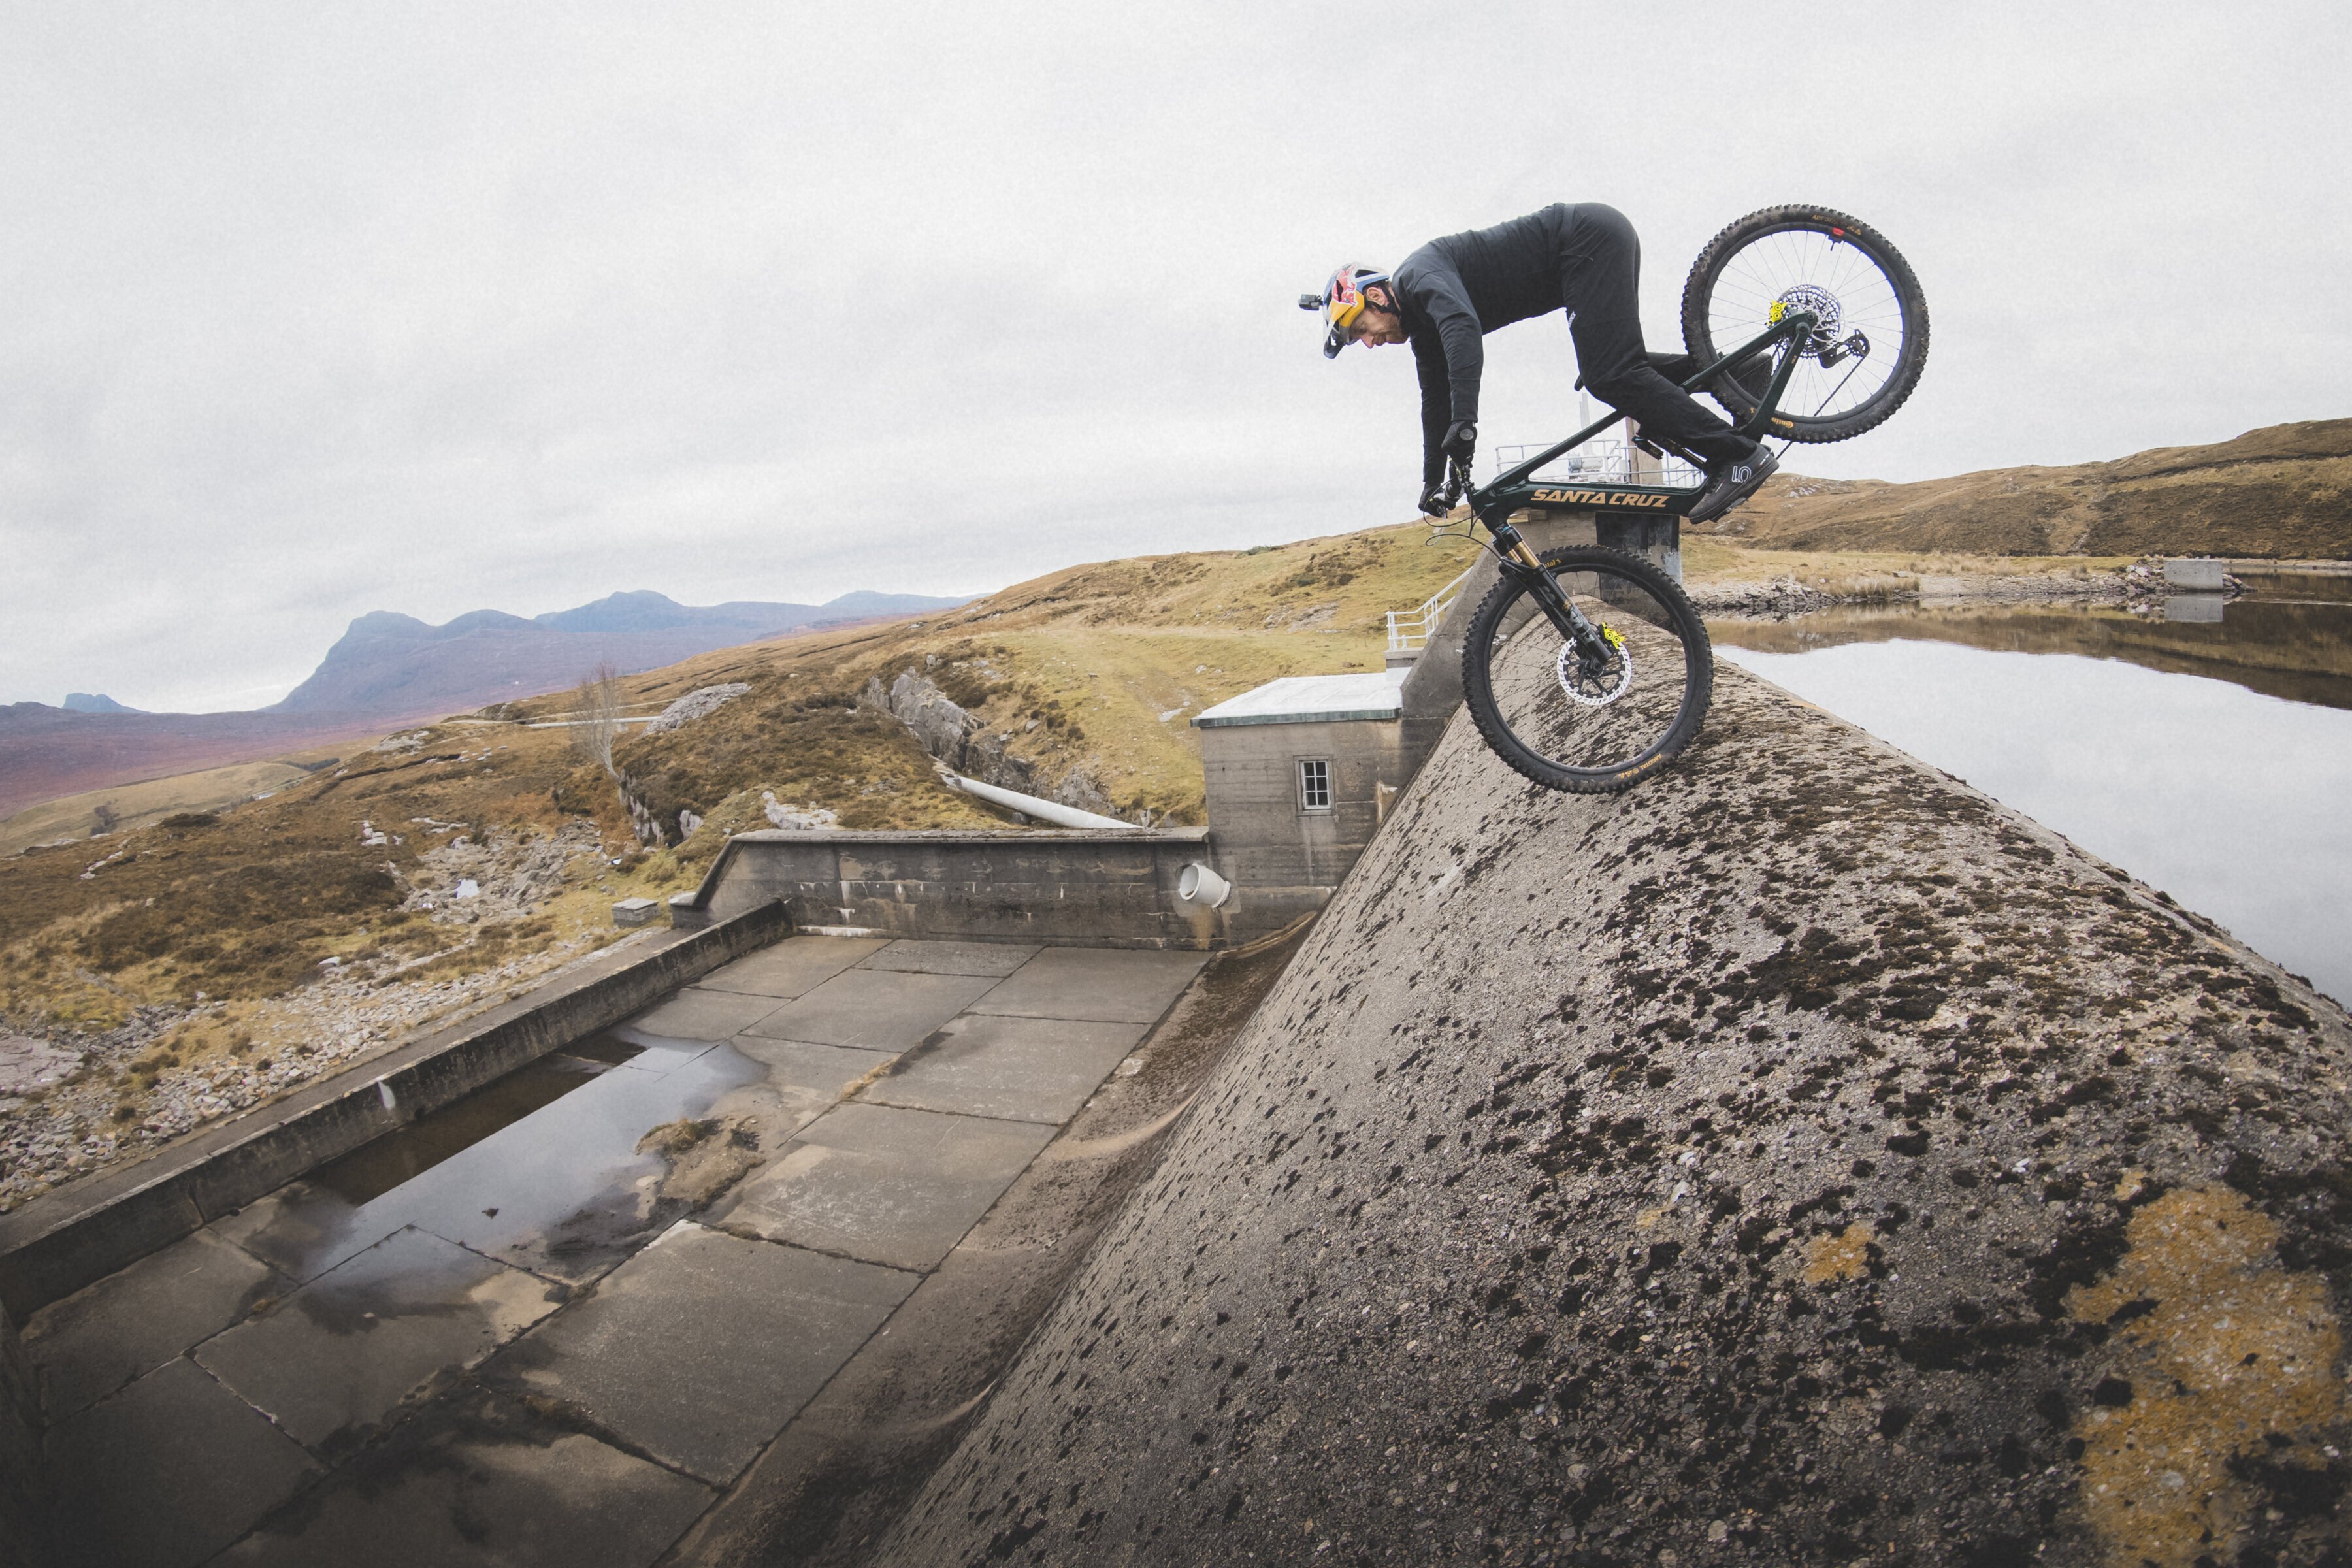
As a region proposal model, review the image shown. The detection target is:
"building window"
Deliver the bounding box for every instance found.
[1298,759,1332,812]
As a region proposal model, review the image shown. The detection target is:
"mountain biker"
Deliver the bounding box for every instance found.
[1304,202,1776,525]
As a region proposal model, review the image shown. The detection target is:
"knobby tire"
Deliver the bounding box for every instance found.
[1460,546,1713,794]
[1680,205,1929,444]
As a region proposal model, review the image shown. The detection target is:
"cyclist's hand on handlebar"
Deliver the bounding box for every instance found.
[1441,420,1477,466]
[1418,481,1452,517]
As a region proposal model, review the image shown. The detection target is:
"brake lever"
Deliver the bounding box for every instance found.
[1444,458,1476,511]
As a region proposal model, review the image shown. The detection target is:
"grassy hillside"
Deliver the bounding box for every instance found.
[0,521,1477,1209]
[1708,418,2352,558]
[0,760,329,857]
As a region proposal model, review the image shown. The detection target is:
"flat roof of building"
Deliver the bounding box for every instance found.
[1192,669,1408,728]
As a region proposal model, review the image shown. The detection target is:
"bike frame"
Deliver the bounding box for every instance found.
[1458,310,1818,662]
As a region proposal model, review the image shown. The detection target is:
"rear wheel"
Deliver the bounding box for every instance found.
[1460,547,1712,793]
[1680,205,1929,444]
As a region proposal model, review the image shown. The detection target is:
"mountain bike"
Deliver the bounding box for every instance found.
[1437,205,1929,793]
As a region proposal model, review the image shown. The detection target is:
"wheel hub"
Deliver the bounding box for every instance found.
[1555,627,1633,708]
[1771,284,1844,355]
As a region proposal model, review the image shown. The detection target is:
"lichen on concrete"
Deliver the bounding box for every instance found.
[869,660,2352,1567]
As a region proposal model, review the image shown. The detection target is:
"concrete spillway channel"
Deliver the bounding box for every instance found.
[10,929,1305,1567]
[873,662,2352,1568]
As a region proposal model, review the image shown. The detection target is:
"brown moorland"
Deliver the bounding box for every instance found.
[0,523,1478,1207]
[1702,417,2352,558]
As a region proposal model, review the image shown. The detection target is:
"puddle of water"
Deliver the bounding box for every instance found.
[1711,627,2352,1007]
[223,1031,764,1284]
[312,1042,645,1207]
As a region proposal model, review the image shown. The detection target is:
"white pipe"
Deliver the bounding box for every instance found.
[941,770,1137,832]
[1178,862,1233,908]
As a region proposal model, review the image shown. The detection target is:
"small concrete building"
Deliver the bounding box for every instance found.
[1192,500,1682,928]
[1190,670,1424,934]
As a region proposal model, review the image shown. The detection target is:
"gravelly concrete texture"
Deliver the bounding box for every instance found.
[873,664,2352,1568]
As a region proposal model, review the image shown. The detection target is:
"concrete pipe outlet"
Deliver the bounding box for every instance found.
[1178,862,1233,908]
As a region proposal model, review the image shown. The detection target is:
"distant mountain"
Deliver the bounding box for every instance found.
[62,693,144,714]
[532,590,815,634]
[531,589,968,634]
[270,589,975,715]
[0,703,375,820]
[3,587,977,821]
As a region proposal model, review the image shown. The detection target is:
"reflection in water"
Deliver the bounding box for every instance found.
[1714,636,2352,1007]
[228,1034,762,1284]
[1710,583,2352,712]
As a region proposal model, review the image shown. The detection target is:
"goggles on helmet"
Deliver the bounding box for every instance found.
[1298,264,1393,358]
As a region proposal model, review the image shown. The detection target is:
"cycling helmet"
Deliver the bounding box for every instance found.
[1298,263,1393,358]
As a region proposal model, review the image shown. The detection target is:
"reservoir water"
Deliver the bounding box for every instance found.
[1709,577,2352,1008]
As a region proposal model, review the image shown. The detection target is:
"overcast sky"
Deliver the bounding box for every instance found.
[3,1,2344,712]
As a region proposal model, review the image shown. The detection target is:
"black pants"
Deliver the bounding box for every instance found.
[1558,203,1757,469]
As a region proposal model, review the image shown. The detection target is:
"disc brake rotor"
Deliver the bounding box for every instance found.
[1555,625,1633,708]
[1769,284,1844,357]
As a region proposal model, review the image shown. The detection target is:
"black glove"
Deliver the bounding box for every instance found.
[1418,481,1452,517]
[1441,419,1477,465]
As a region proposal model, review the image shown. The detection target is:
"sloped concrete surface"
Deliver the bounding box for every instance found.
[875,663,2352,1567]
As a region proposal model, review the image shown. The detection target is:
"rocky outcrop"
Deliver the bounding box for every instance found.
[875,662,2352,1567]
[644,682,751,734]
[863,669,1122,819]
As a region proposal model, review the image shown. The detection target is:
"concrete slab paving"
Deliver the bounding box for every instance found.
[216,1388,711,1568]
[711,1102,1054,1271]
[858,939,1039,977]
[625,986,789,1041]
[967,946,1207,1024]
[29,928,1235,1568]
[692,935,887,1000]
[723,1036,894,1089]
[741,968,1000,1052]
[487,1222,915,1484]
[44,1356,319,1568]
[24,1228,286,1422]
[864,1013,1150,1124]
[196,1227,562,1456]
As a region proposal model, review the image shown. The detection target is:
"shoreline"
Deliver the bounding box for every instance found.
[1682,549,2289,619]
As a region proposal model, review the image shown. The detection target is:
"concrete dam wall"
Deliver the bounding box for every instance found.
[872,662,2352,1567]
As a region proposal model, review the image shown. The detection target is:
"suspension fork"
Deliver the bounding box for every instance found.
[1485,516,1605,653]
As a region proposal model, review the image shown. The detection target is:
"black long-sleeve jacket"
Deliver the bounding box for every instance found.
[1392,204,1575,482]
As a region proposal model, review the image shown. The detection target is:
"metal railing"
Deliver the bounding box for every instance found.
[1386,563,1477,654]
[1490,436,1702,489]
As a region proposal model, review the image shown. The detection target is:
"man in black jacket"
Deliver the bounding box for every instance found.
[1306,203,1774,523]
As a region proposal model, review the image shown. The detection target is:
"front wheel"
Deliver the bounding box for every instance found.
[1680,205,1929,444]
[1461,546,1713,793]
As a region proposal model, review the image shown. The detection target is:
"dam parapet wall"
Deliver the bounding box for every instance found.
[674,827,1275,949]
[874,661,2352,1567]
